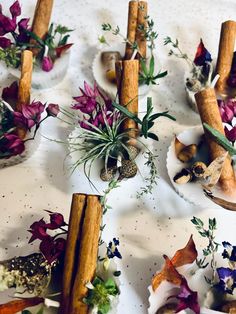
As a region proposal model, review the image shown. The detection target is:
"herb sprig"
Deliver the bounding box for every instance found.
[139,55,168,85]
[191,216,220,285]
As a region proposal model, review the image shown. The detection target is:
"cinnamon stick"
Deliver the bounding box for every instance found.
[125,1,138,60]
[215,20,236,95]
[135,1,147,60]
[60,194,87,314]
[69,195,102,314]
[30,0,54,56]
[116,59,139,141]
[16,50,33,139]
[195,88,236,194]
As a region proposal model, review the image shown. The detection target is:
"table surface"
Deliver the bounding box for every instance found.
[1,0,236,313]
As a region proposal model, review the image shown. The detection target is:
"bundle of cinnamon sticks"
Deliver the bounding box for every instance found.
[125,0,148,60]
[60,193,102,314]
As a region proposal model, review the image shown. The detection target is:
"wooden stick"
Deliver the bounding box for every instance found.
[60,194,87,314]
[16,50,33,139]
[135,1,147,60]
[125,1,139,60]
[195,88,236,194]
[215,20,236,95]
[69,195,102,314]
[116,59,139,141]
[30,0,54,56]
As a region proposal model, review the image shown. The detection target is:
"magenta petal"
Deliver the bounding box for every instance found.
[46,103,59,117]
[1,133,25,157]
[0,36,11,48]
[84,81,94,97]
[42,56,54,72]
[10,0,21,18]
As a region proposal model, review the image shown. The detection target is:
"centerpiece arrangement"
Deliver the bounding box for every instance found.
[0,49,59,168]
[93,0,167,98]
[0,193,121,314]
[0,0,73,89]
[148,217,236,313]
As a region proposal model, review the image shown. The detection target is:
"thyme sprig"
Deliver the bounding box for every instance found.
[191,216,220,285]
[137,151,158,198]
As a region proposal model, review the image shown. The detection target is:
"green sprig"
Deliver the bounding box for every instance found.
[139,55,168,85]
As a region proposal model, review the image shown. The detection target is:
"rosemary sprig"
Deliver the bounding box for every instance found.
[191,216,220,285]
[101,179,120,214]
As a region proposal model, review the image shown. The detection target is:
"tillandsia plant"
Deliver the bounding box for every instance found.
[101,16,167,86]
[0,81,59,159]
[68,82,175,196]
[0,1,73,71]
[164,37,213,93]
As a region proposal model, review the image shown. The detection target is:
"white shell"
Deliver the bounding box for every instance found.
[166,126,236,208]
[9,51,70,90]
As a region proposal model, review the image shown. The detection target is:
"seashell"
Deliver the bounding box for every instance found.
[100,166,117,181]
[118,159,138,180]
[177,144,197,162]
[191,161,207,178]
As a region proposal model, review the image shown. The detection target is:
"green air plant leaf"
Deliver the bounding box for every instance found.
[203,123,236,156]
[24,29,45,46]
[149,55,155,76]
[112,101,141,124]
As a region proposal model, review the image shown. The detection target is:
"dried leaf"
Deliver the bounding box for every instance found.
[152,236,197,291]
[177,144,197,162]
[152,255,182,291]
[202,153,228,190]
[171,235,198,267]
[174,136,186,156]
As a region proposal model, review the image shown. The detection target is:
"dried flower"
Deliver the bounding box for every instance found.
[44,210,66,229]
[222,241,236,262]
[20,101,45,129]
[194,39,212,67]
[2,80,18,107]
[42,55,54,72]
[0,133,25,156]
[224,126,236,143]
[28,219,49,243]
[39,237,66,264]
[107,238,122,259]
[0,36,11,48]
[218,100,234,124]
[46,103,60,117]
[169,278,200,314]
[216,267,236,294]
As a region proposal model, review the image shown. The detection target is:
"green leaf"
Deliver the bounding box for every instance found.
[140,58,148,76]
[203,123,236,156]
[191,216,204,227]
[55,24,74,34]
[147,132,159,141]
[112,101,142,124]
[149,111,176,122]
[98,302,110,314]
[59,34,70,46]
[149,55,155,76]
[153,70,168,79]
[146,97,153,116]
[24,29,44,46]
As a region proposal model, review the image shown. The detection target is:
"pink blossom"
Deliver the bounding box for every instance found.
[21,101,45,128]
[44,210,66,230]
[39,237,66,264]
[0,36,11,48]
[218,100,234,124]
[46,103,59,117]
[9,1,21,18]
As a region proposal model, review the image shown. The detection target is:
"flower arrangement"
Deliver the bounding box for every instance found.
[0,81,59,161]
[0,1,73,72]
[67,81,175,196]
[0,204,121,314]
[148,217,236,314]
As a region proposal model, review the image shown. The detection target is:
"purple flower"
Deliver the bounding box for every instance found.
[21,101,45,128]
[46,103,59,117]
[0,133,25,157]
[40,237,66,264]
[107,238,122,259]
[169,278,200,314]
[28,219,49,243]
[0,36,11,48]
[9,1,21,18]
[44,210,66,230]
[194,39,212,67]
[224,126,236,143]
[218,100,234,124]
[0,14,16,34]
[13,111,28,129]
[216,267,236,294]
[72,81,100,114]
[17,18,31,43]
[2,81,18,108]
[42,56,54,72]
[222,241,236,262]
